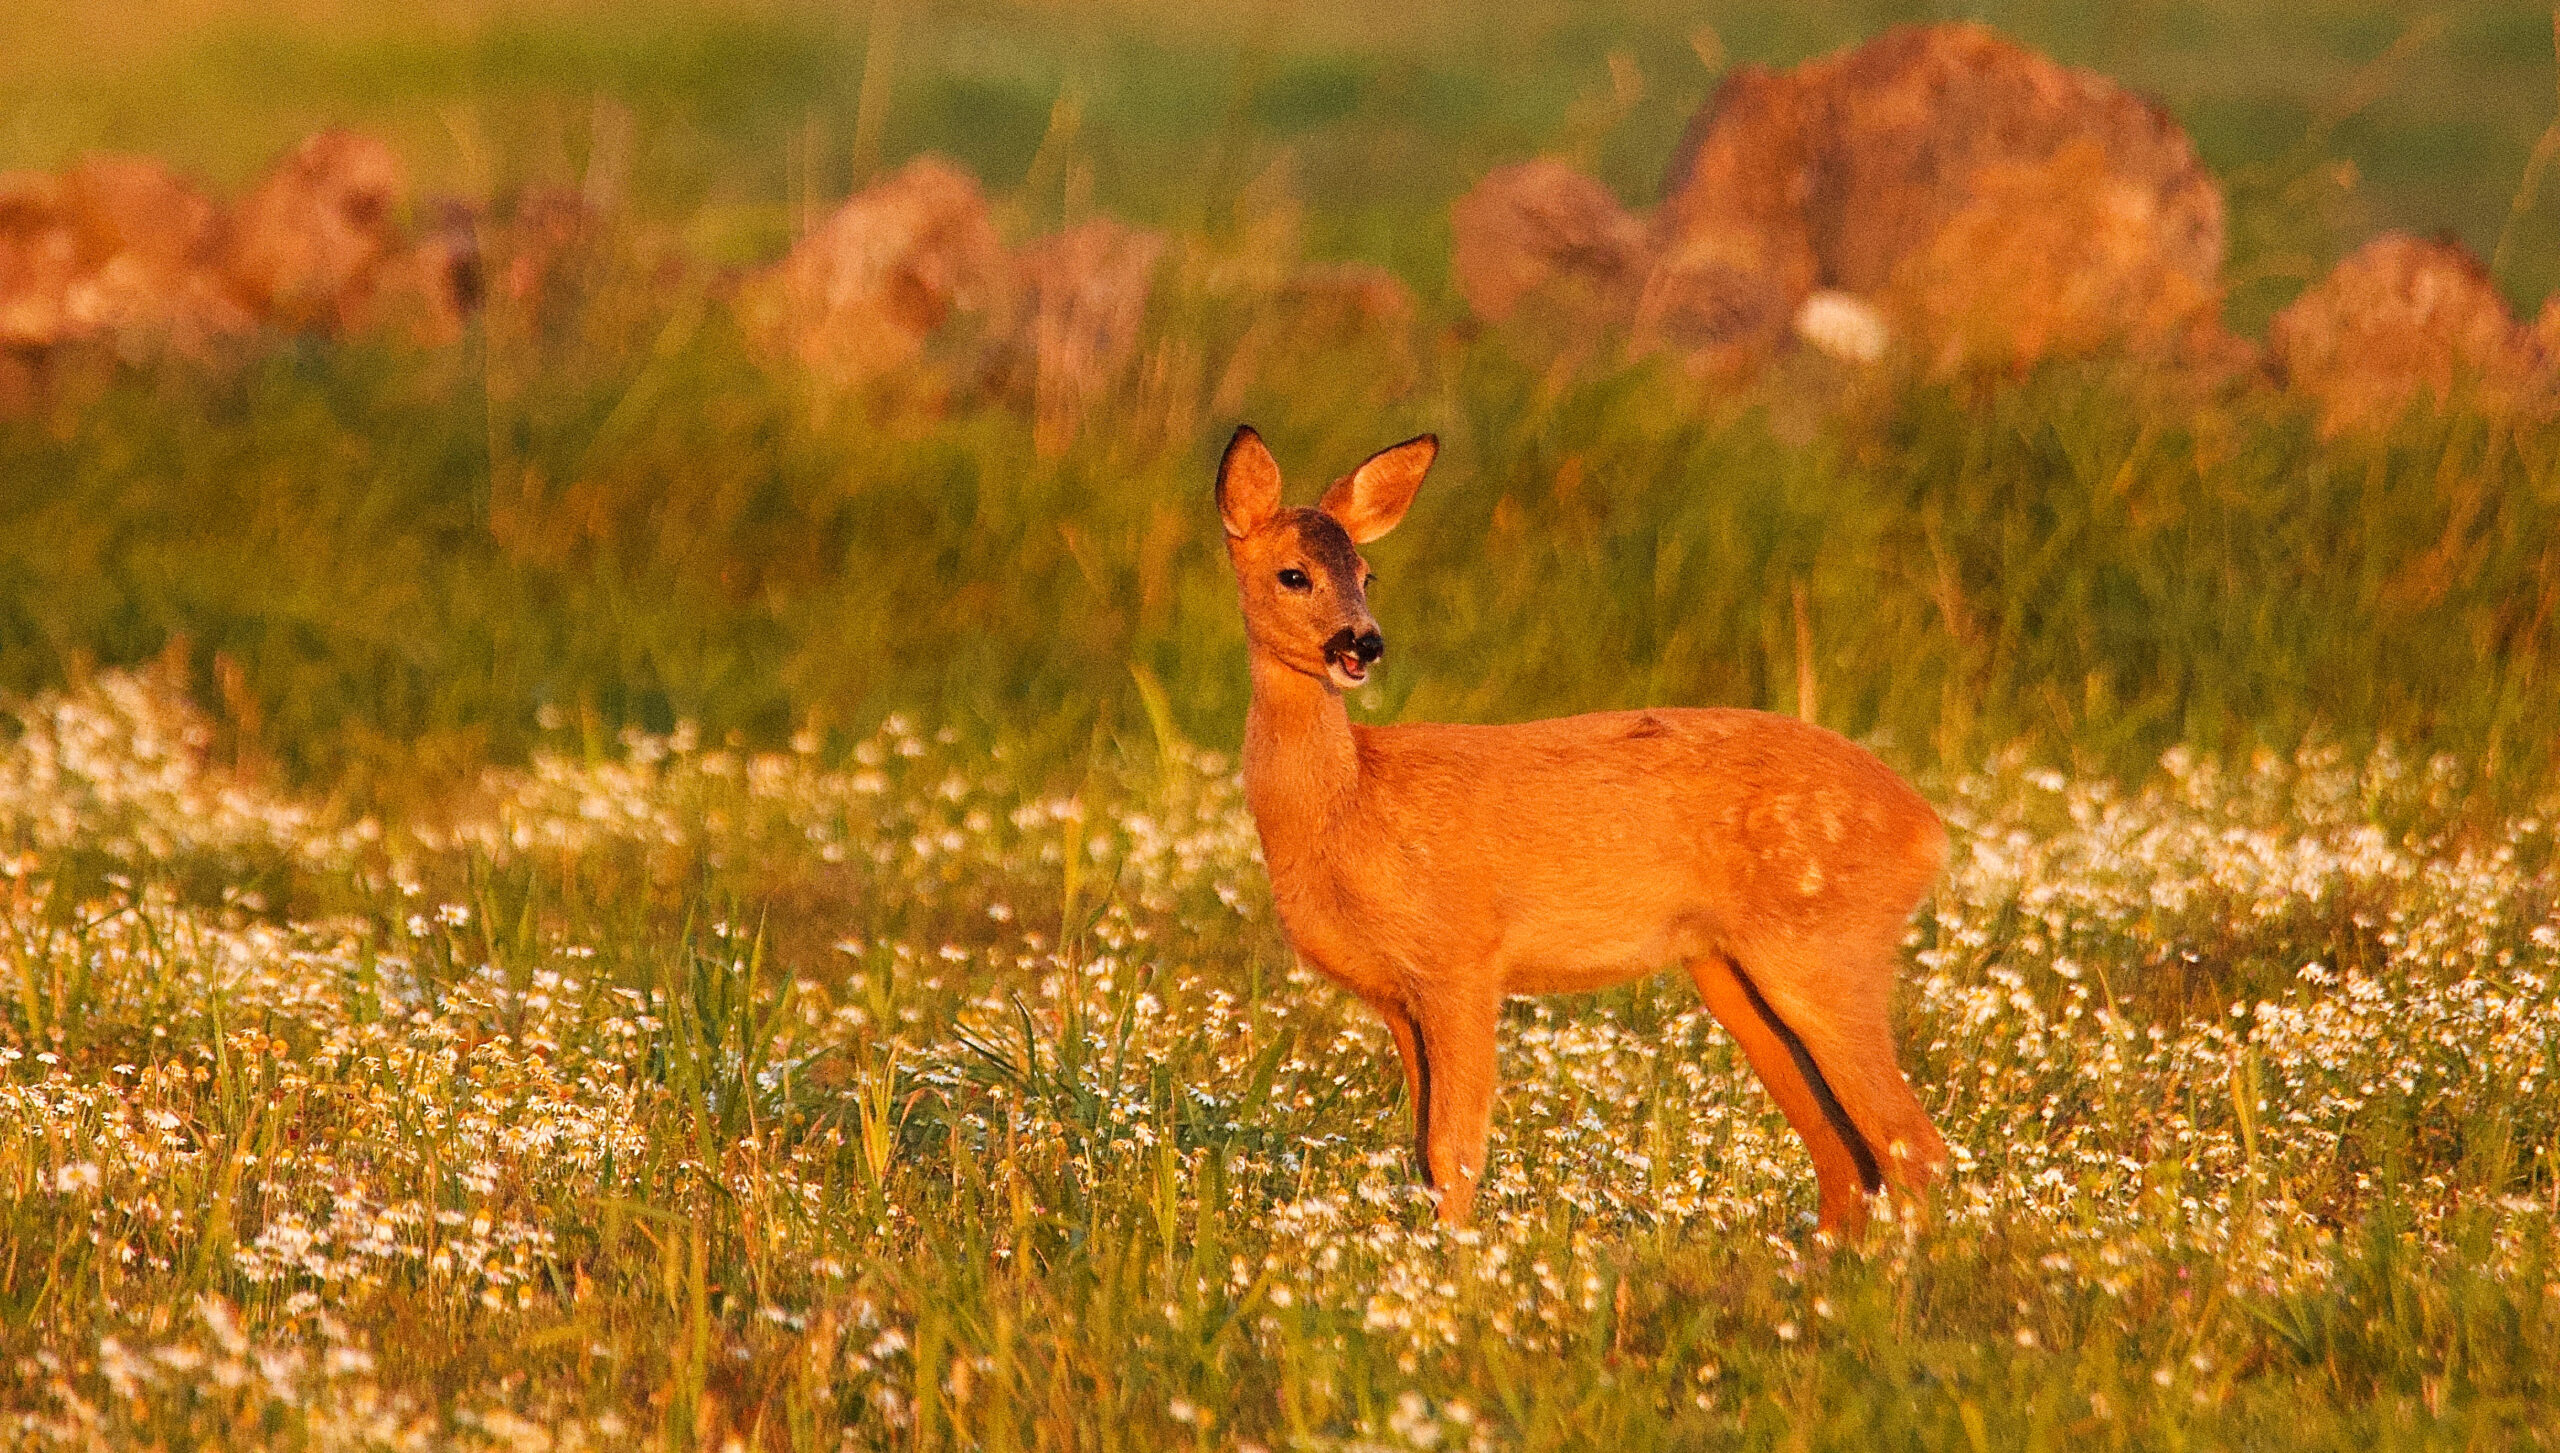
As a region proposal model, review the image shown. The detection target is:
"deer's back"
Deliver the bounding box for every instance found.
[1330,707,1944,992]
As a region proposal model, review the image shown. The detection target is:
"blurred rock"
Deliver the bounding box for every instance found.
[1639,65,1819,370]
[2269,233,2543,436]
[1792,25,2219,302]
[1451,159,1649,340]
[1,137,475,377]
[367,198,483,347]
[997,217,1166,454]
[58,155,256,358]
[1884,138,2221,375]
[0,157,252,361]
[1613,21,2229,374]
[0,171,84,352]
[227,130,411,333]
[739,157,1007,393]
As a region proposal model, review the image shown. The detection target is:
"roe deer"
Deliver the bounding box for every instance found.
[1216,425,1949,1236]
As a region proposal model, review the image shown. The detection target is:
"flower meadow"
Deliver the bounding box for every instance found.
[7,0,2560,1444]
[0,668,2553,1450]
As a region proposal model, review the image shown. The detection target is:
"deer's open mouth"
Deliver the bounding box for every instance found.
[1322,627,1382,691]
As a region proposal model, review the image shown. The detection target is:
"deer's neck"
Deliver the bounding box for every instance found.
[1241,654,1362,867]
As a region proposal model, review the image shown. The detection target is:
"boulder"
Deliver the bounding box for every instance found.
[58,155,256,357]
[0,171,84,351]
[1450,159,1648,339]
[226,130,412,333]
[1639,65,1820,370]
[0,157,252,360]
[1464,22,2231,376]
[1781,24,2220,306]
[1884,138,2221,375]
[2268,233,2542,435]
[998,217,1166,452]
[738,157,1007,393]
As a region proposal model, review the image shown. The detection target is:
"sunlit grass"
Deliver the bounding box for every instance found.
[6,319,2557,807]
[0,669,2554,1447]
[5,2,2560,1443]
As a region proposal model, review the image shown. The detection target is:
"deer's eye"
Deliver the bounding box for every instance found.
[1277,568,1312,591]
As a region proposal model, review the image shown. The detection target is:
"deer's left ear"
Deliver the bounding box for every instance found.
[1217,425,1284,539]
[1319,434,1436,544]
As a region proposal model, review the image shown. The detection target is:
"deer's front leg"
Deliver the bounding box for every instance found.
[1378,1002,1434,1188]
[1417,993,1502,1226]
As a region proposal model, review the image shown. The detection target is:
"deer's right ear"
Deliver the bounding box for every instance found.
[1217,425,1283,540]
[1319,433,1436,544]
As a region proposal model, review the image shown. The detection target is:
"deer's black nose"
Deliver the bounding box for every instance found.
[1324,627,1386,666]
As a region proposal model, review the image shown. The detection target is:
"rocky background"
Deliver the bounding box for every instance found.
[7,23,2558,442]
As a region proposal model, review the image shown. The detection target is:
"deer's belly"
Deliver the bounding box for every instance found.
[1495,907,1717,996]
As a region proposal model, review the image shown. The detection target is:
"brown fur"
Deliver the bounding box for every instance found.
[1218,426,1949,1236]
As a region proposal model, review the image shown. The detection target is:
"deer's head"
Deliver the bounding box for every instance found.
[1217,426,1437,692]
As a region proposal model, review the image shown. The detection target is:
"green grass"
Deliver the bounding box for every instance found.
[5,331,2557,809]
[3,1,2558,801]
[4,2,2560,1446]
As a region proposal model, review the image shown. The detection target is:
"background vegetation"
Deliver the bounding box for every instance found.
[3,2,2559,1448]
[3,0,2560,808]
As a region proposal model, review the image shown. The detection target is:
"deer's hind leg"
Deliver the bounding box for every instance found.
[1729,938,1948,1204]
[1687,951,1881,1236]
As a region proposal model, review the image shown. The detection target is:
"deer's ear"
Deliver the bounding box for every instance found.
[1320,434,1436,544]
[1217,426,1284,539]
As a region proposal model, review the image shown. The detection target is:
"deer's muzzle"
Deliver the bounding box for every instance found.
[1325,627,1385,690]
